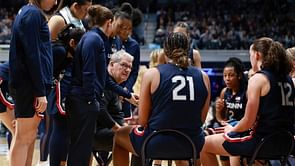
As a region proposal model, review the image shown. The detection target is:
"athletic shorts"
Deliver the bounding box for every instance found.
[222,130,261,156]
[129,126,152,156]
[217,119,239,161]
[12,83,50,118]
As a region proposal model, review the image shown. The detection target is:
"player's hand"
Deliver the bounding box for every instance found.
[125,93,139,106]
[111,123,121,132]
[35,96,47,113]
[224,123,234,133]
[215,97,225,112]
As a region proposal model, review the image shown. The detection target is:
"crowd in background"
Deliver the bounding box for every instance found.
[153,0,295,49]
[0,8,15,44]
[1,0,295,49]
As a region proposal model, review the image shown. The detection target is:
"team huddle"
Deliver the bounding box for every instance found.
[1,0,295,166]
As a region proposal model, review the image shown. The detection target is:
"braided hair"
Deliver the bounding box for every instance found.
[164,32,189,68]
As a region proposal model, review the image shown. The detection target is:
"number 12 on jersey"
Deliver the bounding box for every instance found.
[278,82,294,106]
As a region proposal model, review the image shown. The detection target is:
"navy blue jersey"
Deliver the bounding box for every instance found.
[51,42,71,79]
[121,37,140,91]
[9,4,53,96]
[95,28,112,65]
[224,86,247,122]
[48,43,71,115]
[254,69,295,136]
[70,28,106,101]
[148,64,208,135]
[107,36,121,64]
[54,9,85,98]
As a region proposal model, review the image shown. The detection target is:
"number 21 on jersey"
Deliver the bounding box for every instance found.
[172,75,194,101]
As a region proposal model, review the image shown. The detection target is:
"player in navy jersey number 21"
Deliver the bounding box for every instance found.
[112,32,211,166]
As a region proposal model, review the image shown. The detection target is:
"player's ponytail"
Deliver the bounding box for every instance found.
[164,32,189,68]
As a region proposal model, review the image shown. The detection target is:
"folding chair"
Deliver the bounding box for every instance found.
[92,128,114,166]
[240,130,294,166]
[141,129,197,166]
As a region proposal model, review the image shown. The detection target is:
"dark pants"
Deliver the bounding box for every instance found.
[49,113,69,166]
[122,101,132,118]
[66,95,99,166]
[39,112,52,161]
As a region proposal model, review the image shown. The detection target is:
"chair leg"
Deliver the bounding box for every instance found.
[147,159,153,166]
[240,157,245,166]
[248,156,257,166]
[188,159,192,166]
[105,153,112,166]
[92,151,105,166]
[282,156,289,166]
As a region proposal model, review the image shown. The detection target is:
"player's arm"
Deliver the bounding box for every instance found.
[138,68,159,126]
[48,15,66,40]
[193,49,202,68]
[230,73,267,132]
[215,88,227,122]
[201,71,211,123]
